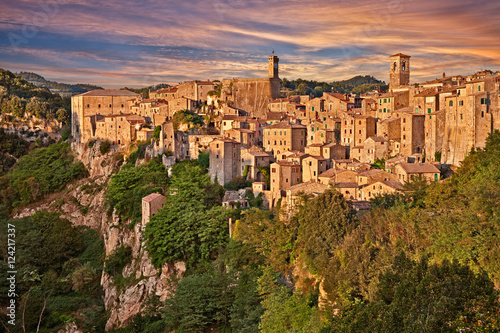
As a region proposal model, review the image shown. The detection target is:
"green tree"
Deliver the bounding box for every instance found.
[144,161,227,268]
[297,189,358,274]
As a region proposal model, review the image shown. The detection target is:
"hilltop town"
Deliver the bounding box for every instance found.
[71,53,500,213]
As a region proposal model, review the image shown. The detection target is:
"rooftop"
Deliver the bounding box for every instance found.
[79,89,140,97]
[398,162,440,174]
[142,193,165,203]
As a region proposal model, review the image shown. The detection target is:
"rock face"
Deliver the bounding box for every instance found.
[14,141,184,331]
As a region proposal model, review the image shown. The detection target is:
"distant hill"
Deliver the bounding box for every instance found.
[282,75,388,96]
[16,72,103,97]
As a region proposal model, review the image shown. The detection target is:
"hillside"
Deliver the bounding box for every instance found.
[282,75,388,96]
[16,71,103,97]
[0,68,71,123]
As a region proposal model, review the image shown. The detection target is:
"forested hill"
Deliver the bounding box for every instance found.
[0,68,71,122]
[16,71,103,97]
[281,75,388,96]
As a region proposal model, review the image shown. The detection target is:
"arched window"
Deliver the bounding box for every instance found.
[402,61,406,71]
[393,62,397,71]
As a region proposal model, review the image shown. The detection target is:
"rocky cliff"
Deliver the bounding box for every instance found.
[14,141,184,331]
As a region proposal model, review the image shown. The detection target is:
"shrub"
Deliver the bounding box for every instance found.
[100,140,111,155]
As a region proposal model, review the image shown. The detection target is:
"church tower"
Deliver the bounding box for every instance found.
[389,53,410,89]
[268,53,279,79]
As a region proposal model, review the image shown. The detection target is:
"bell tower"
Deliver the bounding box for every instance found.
[268,52,279,79]
[389,53,411,89]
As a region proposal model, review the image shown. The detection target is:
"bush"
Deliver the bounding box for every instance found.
[100,140,111,155]
[104,245,132,276]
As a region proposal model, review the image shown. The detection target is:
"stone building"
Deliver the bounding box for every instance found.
[340,114,376,147]
[241,149,270,182]
[225,128,256,148]
[389,53,411,89]
[222,55,281,118]
[395,162,441,183]
[71,89,140,143]
[400,112,425,156]
[270,161,302,204]
[377,91,410,119]
[359,180,403,201]
[362,136,389,164]
[141,193,166,229]
[424,109,446,162]
[263,122,307,158]
[301,155,327,182]
[377,117,401,141]
[208,138,241,185]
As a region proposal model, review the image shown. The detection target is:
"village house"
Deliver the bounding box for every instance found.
[284,181,328,219]
[362,136,389,164]
[301,155,327,182]
[395,162,441,183]
[356,169,397,186]
[208,138,241,185]
[340,114,376,147]
[141,193,166,233]
[263,122,307,158]
[270,161,302,204]
[241,149,271,182]
[359,180,403,201]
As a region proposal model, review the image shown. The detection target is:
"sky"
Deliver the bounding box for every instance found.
[0,0,499,88]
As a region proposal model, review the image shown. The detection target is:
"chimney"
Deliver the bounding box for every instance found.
[443,72,446,78]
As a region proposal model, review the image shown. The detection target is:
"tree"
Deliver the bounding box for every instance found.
[297,189,358,274]
[56,107,69,124]
[329,254,499,333]
[144,161,228,268]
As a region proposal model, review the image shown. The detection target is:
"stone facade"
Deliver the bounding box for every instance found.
[71,89,140,143]
[389,53,411,89]
[263,122,307,158]
[208,138,241,185]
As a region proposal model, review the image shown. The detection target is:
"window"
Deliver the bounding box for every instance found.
[384,99,387,103]
[312,107,315,112]
[311,127,314,131]
[403,135,406,140]
[311,136,313,140]
[415,108,419,113]
[482,111,484,118]
[459,101,464,106]
[384,108,387,113]
[379,109,382,113]
[403,118,406,123]
[98,104,101,108]
[359,130,361,134]
[121,104,124,108]
[460,114,463,120]
[478,85,481,92]
[449,101,453,107]
[109,104,112,107]
[481,98,488,105]
[427,108,431,114]
[87,104,90,108]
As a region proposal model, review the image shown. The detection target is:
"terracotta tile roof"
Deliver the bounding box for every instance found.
[153,87,178,94]
[288,181,328,196]
[398,162,440,174]
[80,89,140,97]
[334,182,359,188]
[266,122,306,129]
[414,89,440,97]
[245,151,270,158]
[318,168,337,178]
[366,136,388,143]
[222,115,238,120]
[266,112,285,120]
[390,53,411,58]
[305,155,326,161]
[379,117,400,123]
[358,169,387,177]
[324,92,349,102]
[274,161,300,167]
[142,193,164,203]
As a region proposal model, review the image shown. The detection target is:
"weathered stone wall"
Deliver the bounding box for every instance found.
[223,78,280,118]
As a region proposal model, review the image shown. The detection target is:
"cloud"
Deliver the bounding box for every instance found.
[0,0,499,87]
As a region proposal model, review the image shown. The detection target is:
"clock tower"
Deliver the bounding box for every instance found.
[268,53,279,79]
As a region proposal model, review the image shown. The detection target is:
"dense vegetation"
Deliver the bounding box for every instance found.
[144,160,227,268]
[106,157,169,227]
[0,211,106,332]
[17,72,103,96]
[118,131,500,332]
[0,128,30,176]
[0,142,87,214]
[281,75,388,96]
[0,68,71,123]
